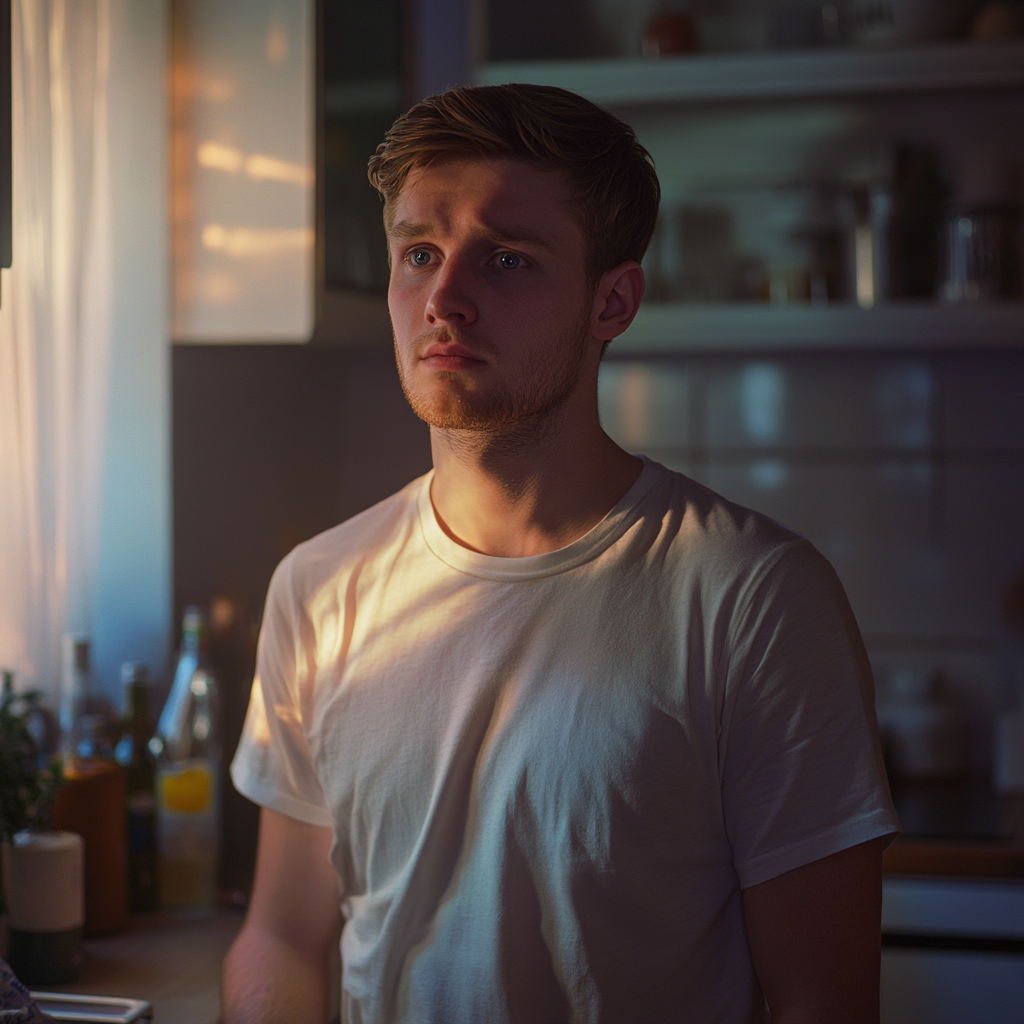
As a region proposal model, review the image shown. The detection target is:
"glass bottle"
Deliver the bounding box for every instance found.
[59,635,116,762]
[52,635,128,935]
[115,663,158,912]
[154,607,220,908]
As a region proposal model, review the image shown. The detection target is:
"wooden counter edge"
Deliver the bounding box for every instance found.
[884,836,1024,879]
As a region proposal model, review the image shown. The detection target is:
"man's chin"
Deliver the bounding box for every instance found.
[398,356,584,432]
[396,372,493,429]
[406,395,511,431]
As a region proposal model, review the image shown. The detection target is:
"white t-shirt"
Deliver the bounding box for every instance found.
[231,458,897,1024]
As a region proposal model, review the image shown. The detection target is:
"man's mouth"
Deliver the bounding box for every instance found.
[419,339,488,372]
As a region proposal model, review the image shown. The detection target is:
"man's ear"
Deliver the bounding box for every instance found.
[592,262,645,343]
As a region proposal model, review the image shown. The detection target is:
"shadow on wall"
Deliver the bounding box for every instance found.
[172,343,432,892]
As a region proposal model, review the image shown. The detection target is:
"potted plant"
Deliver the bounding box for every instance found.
[1,671,63,841]
[0,671,83,984]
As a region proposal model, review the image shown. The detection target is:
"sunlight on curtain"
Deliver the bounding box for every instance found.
[0,0,112,698]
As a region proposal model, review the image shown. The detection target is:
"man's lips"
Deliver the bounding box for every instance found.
[419,341,488,371]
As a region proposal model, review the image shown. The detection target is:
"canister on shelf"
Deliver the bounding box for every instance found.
[941,204,1019,303]
[4,829,84,985]
[876,668,965,780]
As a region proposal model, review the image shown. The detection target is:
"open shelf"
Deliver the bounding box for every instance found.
[479,40,1024,107]
[613,302,1024,353]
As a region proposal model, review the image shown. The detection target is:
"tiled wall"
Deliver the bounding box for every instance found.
[598,350,1024,776]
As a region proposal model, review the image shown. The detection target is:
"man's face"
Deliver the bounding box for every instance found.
[387,158,596,431]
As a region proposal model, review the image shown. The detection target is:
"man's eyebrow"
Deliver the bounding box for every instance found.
[389,220,555,250]
[481,225,555,250]
[391,220,433,241]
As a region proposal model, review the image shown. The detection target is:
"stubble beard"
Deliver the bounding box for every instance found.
[395,312,592,436]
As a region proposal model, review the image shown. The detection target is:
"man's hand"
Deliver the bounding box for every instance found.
[222,808,342,1024]
[742,837,884,1024]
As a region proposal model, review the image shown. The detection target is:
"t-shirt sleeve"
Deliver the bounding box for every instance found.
[719,540,899,889]
[230,553,333,828]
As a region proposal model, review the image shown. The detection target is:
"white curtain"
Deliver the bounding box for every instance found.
[0,0,112,698]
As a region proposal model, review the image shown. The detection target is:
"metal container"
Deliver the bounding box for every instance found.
[941,204,1019,303]
[876,668,965,780]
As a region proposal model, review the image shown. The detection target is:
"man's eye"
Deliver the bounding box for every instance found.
[497,252,523,270]
[409,250,431,267]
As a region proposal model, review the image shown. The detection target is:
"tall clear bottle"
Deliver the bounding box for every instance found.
[154,608,220,908]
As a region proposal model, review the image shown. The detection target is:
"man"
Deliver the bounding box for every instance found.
[223,84,898,1023]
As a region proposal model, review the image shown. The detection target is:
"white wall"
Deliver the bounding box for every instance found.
[92,0,172,700]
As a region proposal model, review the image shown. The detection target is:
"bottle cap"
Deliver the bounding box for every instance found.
[120,662,150,687]
[63,635,90,675]
[182,606,205,635]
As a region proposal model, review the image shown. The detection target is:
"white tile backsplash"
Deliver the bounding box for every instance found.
[942,353,1024,453]
[705,356,935,450]
[943,464,1024,631]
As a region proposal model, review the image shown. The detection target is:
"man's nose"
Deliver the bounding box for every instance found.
[424,254,478,326]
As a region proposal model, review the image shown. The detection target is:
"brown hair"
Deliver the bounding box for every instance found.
[367,83,661,284]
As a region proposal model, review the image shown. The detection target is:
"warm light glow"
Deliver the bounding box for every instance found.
[246,679,271,747]
[200,272,241,304]
[266,20,288,64]
[197,142,243,173]
[201,224,314,257]
[244,154,313,187]
[618,367,652,448]
[201,78,235,102]
[196,142,312,188]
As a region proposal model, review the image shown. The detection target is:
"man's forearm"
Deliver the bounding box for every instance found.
[222,923,332,1024]
[742,838,884,1024]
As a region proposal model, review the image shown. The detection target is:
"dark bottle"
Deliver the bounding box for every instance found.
[53,636,128,936]
[115,662,158,912]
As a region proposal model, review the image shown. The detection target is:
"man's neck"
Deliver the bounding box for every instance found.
[428,394,643,558]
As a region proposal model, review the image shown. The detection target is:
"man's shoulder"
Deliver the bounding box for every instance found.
[653,463,805,565]
[649,465,847,622]
[275,473,428,593]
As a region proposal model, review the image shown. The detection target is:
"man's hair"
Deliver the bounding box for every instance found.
[367,83,661,284]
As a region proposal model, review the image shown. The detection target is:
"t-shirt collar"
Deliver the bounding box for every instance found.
[417,456,666,581]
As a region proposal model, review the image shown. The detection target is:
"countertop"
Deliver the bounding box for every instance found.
[883,783,1024,878]
[31,909,244,1024]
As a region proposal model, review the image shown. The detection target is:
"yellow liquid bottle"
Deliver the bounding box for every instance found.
[154,608,220,909]
[156,758,217,907]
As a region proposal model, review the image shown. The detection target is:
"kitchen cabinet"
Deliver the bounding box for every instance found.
[882,877,1024,1024]
[881,788,1024,1023]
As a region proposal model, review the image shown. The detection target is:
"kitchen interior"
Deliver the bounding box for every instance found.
[1,0,1023,1021]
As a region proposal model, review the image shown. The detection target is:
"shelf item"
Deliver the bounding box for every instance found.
[478,40,1024,106]
[614,302,1024,353]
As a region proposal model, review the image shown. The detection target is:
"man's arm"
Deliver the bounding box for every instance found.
[742,837,884,1024]
[223,808,343,1024]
